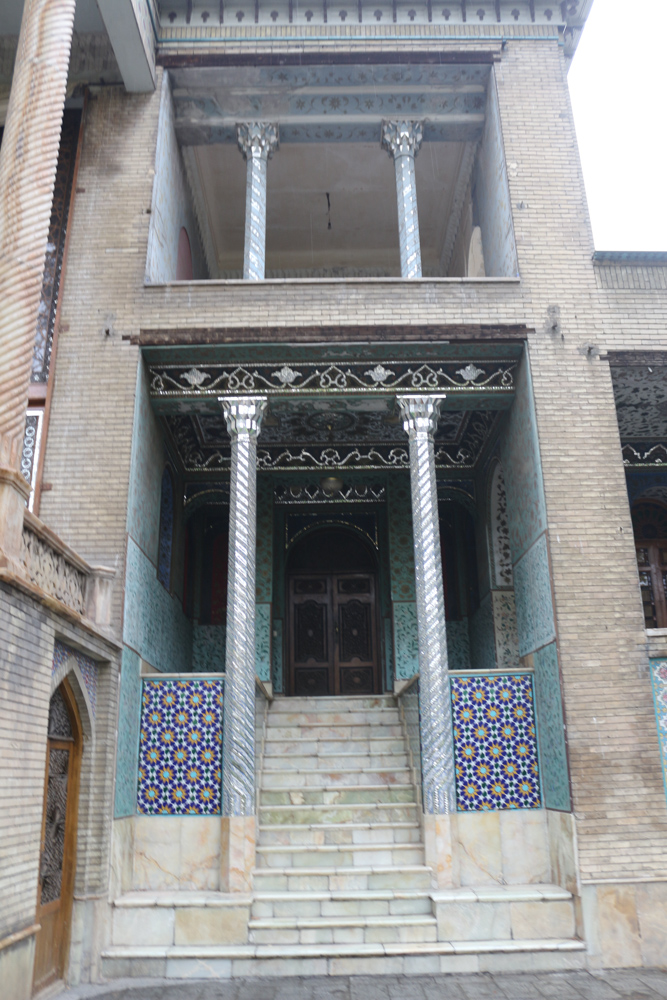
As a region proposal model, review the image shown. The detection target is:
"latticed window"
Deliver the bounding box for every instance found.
[157,466,175,590]
[633,502,667,629]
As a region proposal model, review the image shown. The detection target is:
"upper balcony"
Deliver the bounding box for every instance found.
[144,59,519,294]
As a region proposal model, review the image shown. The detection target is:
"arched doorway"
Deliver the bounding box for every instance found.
[286,527,381,697]
[33,678,82,993]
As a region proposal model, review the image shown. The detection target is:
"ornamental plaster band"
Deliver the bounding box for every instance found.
[382,120,424,279]
[0,0,75,569]
[237,123,279,281]
[220,395,267,890]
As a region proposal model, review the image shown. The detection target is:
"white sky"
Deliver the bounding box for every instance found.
[568,0,667,251]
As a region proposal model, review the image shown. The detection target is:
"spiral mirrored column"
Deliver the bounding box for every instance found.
[381,120,423,279]
[398,394,456,814]
[237,123,279,280]
[220,395,267,815]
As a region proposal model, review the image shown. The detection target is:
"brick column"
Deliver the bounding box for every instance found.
[219,395,267,891]
[382,121,424,279]
[0,0,76,569]
[236,123,279,281]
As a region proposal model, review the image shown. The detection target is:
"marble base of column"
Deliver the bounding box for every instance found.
[423,813,459,888]
[220,815,257,893]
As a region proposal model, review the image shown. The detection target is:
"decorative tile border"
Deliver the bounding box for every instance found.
[650,659,667,803]
[513,534,556,658]
[393,601,419,680]
[452,673,541,811]
[137,678,223,815]
[52,640,98,719]
[533,642,571,811]
[255,603,271,683]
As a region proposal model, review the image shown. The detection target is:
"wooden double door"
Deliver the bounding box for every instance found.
[288,573,380,696]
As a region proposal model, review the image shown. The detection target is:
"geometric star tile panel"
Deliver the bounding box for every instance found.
[451,674,542,811]
[137,678,223,815]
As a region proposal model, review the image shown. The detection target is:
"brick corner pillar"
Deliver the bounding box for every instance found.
[381,120,424,279]
[398,394,458,888]
[236,123,279,281]
[219,395,267,892]
[0,0,76,571]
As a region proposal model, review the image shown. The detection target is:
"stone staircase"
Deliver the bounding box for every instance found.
[251,694,435,948]
[102,693,586,979]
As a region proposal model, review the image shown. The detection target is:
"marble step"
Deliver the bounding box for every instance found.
[262,753,410,771]
[267,710,400,727]
[101,939,586,980]
[252,864,434,892]
[255,842,425,869]
[271,696,396,712]
[258,821,422,846]
[264,738,407,755]
[260,784,416,807]
[266,724,405,740]
[249,913,437,946]
[259,802,419,825]
[251,889,433,919]
[261,768,413,789]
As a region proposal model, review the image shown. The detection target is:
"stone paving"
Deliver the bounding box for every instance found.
[56,970,667,1000]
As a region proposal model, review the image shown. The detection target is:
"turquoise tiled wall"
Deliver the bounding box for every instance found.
[500,356,570,811]
[114,646,142,817]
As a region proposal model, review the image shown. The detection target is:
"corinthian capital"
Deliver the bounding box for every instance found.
[220,396,267,438]
[381,120,424,159]
[237,122,279,161]
[397,394,446,439]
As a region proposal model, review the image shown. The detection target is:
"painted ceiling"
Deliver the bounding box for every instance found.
[164,395,500,473]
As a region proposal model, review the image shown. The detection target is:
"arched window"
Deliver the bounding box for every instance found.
[633,501,667,628]
[157,466,174,590]
[176,226,193,280]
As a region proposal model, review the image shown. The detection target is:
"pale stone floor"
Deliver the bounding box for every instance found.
[56,971,667,1000]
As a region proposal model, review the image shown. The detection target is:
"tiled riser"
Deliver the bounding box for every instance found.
[256,847,424,868]
[267,711,400,727]
[249,923,438,945]
[251,895,434,919]
[252,870,434,891]
[265,740,406,754]
[261,788,415,805]
[258,824,422,845]
[259,805,418,825]
[263,754,409,769]
[261,770,411,787]
[267,726,404,740]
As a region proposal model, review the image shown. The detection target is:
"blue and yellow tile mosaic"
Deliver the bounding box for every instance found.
[452,674,541,811]
[137,678,223,815]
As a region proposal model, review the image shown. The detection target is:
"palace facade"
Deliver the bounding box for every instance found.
[1,1,667,996]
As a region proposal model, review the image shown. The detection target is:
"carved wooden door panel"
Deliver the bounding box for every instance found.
[334,574,378,695]
[33,680,81,993]
[288,574,379,696]
[289,576,334,696]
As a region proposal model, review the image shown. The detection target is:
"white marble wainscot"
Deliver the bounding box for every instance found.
[581,880,667,969]
[131,816,221,891]
[453,808,550,887]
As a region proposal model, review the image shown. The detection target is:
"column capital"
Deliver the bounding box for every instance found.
[237,122,279,162]
[381,120,424,159]
[219,396,268,437]
[397,394,446,438]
